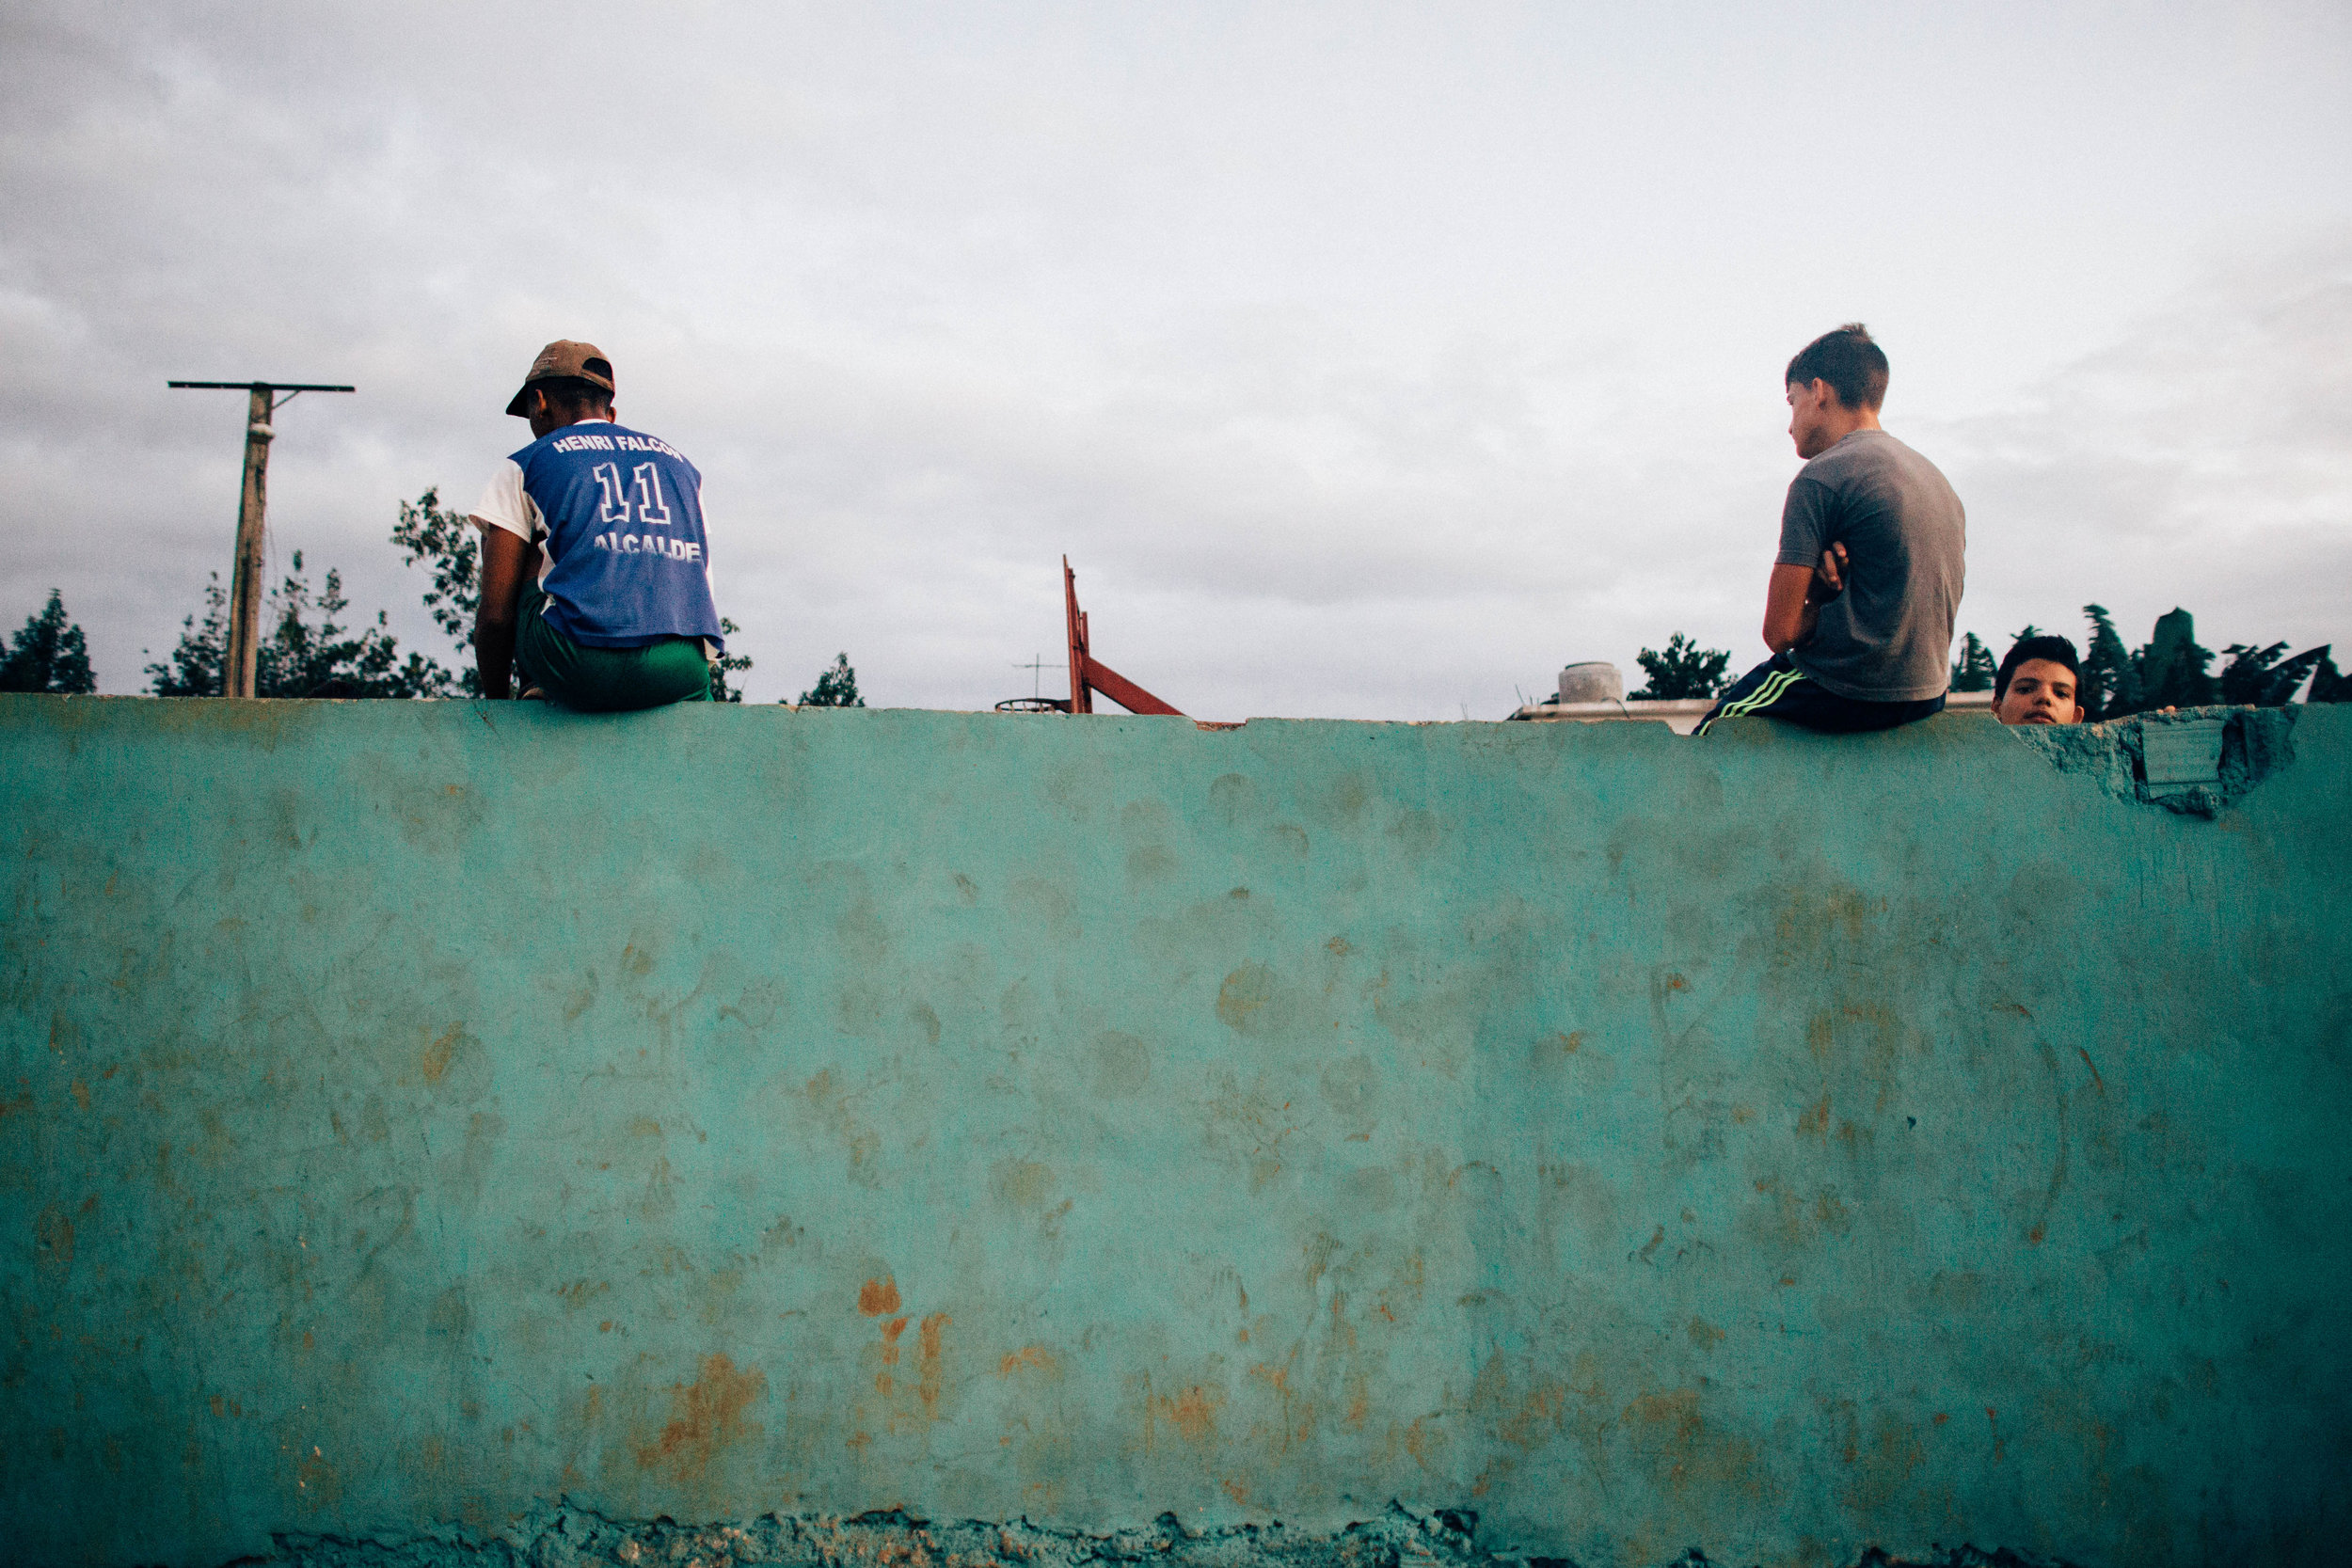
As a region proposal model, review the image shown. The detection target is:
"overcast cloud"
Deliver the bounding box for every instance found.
[3,2,2346,715]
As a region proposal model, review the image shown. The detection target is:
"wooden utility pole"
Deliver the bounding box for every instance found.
[167,379,355,697]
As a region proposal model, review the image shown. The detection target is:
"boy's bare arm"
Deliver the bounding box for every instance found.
[474,529,542,699]
[1761,543,1848,655]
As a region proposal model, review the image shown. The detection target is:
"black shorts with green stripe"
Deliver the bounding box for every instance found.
[1693,654,1945,736]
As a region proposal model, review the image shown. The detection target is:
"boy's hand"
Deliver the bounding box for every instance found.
[1807,541,1849,605]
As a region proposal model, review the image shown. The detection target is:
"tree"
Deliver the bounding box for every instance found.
[2135,608,2217,712]
[797,653,865,707]
[147,577,229,695]
[147,554,453,698]
[709,619,753,703]
[2075,604,2339,717]
[2079,604,2140,721]
[1949,633,1996,692]
[2219,641,2328,707]
[391,487,482,696]
[1629,633,1731,700]
[1,590,97,693]
[2311,652,2352,704]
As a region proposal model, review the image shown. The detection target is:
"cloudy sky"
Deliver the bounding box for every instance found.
[4,2,2347,715]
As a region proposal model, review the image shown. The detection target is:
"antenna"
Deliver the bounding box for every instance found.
[167,381,356,697]
[1012,653,1067,700]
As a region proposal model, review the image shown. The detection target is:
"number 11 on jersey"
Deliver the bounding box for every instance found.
[591,461,675,527]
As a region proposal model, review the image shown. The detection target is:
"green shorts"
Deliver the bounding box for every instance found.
[515,593,711,711]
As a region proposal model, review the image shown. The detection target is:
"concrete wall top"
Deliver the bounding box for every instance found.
[3,695,2348,1567]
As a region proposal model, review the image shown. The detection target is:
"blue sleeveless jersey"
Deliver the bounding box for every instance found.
[513,422,723,649]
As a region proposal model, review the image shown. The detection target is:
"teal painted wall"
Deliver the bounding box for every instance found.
[3,695,2347,1568]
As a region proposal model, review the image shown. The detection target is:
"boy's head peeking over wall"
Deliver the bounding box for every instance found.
[1995,634,2084,725]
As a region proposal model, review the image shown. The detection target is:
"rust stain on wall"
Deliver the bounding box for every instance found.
[1834,1406,1928,1515]
[1216,963,1278,1031]
[293,1445,341,1511]
[858,1276,901,1316]
[33,1203,75,1271]
[917,1313,951,1418]
[993,1157,1056,1209]
[999,1344,1057,1376]
[634,1354,768,1483]
[1619,1388,1768,1504]
[1795,1092,1831,1139]
[1151,1386,1222,1447]
[421,1024,463,1084]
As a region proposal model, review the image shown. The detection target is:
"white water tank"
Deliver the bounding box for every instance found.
[1557,662,1625,705]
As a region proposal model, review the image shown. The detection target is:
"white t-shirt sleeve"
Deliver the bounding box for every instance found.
[469,459,542,542]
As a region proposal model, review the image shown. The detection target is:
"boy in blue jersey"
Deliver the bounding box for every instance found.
[468,340,726,709]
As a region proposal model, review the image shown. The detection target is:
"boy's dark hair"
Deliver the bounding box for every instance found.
[1786,324,1890,411]
[534,372,614,418]
[1995,634,2082,699]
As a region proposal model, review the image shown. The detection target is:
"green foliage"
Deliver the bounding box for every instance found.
[147,554,454,698]
[1948,632,1996,692]
[709,619,753,704]
[142,578,225,695]
[2079,605,2140,721]
[1630,633,1730,700]
[391,487,482,697]
[1,589,96,694]
[2311,652,2352,704]
[2219,642,2328,707]
[2136,608,2217,711]
[2071,605,2338,717]
[796,653,865,707]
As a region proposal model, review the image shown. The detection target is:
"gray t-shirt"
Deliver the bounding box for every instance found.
[1777,429,1966,702]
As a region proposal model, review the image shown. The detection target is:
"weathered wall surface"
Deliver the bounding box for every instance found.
[3,695,2347,1568]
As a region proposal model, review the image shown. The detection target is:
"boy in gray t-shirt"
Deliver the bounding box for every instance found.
[1696,324,1966,736]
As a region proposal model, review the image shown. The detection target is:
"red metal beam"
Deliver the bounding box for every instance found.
[1064,558,1090,715]
[1062,556,1184,717]
[1083,657,1184,718]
